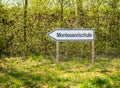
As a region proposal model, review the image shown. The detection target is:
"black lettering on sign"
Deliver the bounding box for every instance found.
[57,33,92,37]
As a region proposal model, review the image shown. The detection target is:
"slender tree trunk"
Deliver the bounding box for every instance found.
[23,0,28,58]
[2,18,6,54]
[76,0,83,27]
[60,0,63,27]
[24,0,28,42]
[2,3,7,55]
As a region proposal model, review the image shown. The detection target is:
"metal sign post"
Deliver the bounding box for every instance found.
[56,41,59,62]
[92,40,95,64]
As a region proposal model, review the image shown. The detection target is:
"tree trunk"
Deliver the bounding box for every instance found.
[76,0,83,27]
[59,0,64,27]
[24,0,28,42]
[23,0,28,58]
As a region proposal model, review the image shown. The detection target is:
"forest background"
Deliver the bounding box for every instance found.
[0,0,120,60]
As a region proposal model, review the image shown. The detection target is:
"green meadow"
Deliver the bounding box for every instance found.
[0,57,120,88]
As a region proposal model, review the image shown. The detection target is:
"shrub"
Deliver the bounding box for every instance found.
[81,77,112,88]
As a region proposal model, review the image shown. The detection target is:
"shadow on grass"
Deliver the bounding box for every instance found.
[0,66,71,87]
[106,74,120,88]
[0,67,42,87]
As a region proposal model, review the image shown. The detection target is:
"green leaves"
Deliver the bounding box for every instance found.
[0,0,120,58]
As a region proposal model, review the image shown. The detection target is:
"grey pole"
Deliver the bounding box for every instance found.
[56,41,59,62]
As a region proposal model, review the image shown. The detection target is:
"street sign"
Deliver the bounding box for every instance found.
[48,28,95,64]
[48,28,94,41]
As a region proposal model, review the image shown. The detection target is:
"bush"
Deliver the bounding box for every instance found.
[81,77,112,88]
[28,54,44,61]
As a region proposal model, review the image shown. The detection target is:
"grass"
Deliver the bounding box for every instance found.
[0,57,120,88]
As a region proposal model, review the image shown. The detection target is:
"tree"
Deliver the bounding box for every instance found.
[23,0,28,57]
[76,0,84,27]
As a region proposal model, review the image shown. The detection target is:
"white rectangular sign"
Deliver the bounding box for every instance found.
[48,28,94,41]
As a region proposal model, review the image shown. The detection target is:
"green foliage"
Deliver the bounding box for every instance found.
[81,77,112,88]
[0,0,120,58]
[91,77,111,88]
[31,75,42,81]
[72,57,78,64]
[109,74,120,87]
[0,57,120,87]
[56,64,65,70]
[100,69,109,73]
[28,54,44,61]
